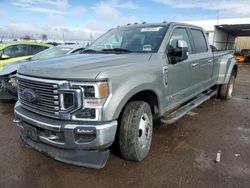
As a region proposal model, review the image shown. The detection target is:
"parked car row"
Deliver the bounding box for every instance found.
[0,42,84,100]
[0,41,52,68]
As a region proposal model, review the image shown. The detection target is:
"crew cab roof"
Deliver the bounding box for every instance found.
[118,22,204,31]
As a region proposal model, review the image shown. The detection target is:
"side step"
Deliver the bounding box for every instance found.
[161,89,217,125]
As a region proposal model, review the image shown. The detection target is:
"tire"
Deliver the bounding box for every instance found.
[119,101,153,161]
[219,74,235,100]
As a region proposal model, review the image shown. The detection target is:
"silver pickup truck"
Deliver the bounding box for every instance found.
[14,22,237,169]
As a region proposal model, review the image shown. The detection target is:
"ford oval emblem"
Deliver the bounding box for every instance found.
[23,89,39,103]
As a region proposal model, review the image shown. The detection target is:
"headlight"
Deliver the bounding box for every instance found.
[70,81,109,121]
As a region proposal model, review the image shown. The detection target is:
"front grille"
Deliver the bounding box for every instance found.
[17,75,65,119]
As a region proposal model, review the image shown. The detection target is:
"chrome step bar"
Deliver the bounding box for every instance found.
[161,89,217,125]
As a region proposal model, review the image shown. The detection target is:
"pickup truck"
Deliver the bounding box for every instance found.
[14,22,237,169]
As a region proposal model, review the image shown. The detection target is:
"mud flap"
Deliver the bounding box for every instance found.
[20,135,110,169]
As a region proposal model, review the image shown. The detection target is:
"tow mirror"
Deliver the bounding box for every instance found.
[168,39,189,64]
[1,54,10,60]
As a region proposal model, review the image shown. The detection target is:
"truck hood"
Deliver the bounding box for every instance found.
[17,53,151,80]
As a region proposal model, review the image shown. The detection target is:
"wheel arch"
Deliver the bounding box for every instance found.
[223,59,238,84]
[112,89,161,122]
[127,90,160,116]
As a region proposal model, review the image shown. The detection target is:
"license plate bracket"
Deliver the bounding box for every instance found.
[23,125,38,141]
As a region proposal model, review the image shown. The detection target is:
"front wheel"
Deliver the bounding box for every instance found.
[119,101,153,161]
[219,74,235,100]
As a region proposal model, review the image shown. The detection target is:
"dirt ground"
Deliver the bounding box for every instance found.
[0,64,250,188]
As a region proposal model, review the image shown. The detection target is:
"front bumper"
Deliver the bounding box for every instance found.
[14,101,118,169]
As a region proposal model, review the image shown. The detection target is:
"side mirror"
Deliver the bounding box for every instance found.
[1,54,10,60]
[168,40,189,64]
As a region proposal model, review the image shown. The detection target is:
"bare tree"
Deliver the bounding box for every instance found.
[0,36,4,43]
[21,35,31,40]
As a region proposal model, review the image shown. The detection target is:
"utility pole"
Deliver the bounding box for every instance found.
[217,15,220,25]
[62,31,65,43]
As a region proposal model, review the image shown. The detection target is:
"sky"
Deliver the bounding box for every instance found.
[0,0,249,41]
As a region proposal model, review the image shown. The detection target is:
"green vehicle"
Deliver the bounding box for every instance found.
[0,41,52,69]
[14,22,237,169]
[0,45,84,100]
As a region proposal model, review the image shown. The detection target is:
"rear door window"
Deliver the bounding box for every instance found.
[190,29,208,53]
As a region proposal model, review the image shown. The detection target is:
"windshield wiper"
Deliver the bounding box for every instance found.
[102,48,132,53]
[81,49,99,53]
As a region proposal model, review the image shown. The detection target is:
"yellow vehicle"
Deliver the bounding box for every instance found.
[0,41,52,68]
[235,49,250,62]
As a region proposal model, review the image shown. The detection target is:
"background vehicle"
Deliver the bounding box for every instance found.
[14,22,237,169]
[235,48,250,62]
[0,45,84,100]
[0,41,52,68]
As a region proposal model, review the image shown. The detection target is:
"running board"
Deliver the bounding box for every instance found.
[161,89,217,125]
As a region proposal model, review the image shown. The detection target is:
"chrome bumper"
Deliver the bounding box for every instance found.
[14,101,118,168]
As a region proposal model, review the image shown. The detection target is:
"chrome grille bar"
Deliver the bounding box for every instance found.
[17,74,68,119]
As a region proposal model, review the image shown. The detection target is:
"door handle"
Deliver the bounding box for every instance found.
[192,62,199,67]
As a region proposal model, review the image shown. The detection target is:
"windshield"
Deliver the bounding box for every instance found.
[30,46,73,61]
[88,25,168,53]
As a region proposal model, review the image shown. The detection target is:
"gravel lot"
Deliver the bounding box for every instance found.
[0,64,250,188]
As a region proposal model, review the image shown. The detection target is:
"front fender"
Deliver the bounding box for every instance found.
[102,73,163,121]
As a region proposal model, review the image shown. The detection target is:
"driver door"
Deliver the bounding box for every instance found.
[165,27,197,107]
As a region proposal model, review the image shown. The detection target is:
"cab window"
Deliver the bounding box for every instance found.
[3,44,29,58]
[168,28,192,52]
[190,29,208,53]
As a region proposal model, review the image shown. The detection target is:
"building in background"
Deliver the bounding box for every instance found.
[184,17,250,52]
